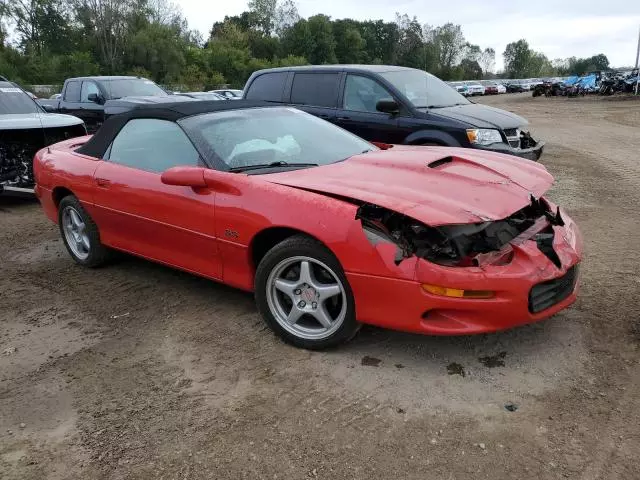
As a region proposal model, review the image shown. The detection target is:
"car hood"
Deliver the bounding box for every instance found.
[0,113,84,130]
[419,103,528,130]
[264,146,553,226]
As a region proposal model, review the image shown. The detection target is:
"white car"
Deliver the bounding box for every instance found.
[464,81,485,95]
[495,82,507,94]
[519,80,534,91]
[448,81,470,96]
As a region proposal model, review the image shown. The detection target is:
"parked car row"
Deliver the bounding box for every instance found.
[447,78,572,95]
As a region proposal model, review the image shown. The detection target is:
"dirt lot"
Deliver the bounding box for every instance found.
[1,94,639,480]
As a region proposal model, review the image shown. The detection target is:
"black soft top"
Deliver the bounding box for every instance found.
[77,99,269,158]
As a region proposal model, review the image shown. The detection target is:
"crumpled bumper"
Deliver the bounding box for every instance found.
[346,210,582,335]
[475,141,545,161]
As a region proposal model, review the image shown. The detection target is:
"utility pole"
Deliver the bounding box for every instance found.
[636,25,640,68]
[635,25,640,94]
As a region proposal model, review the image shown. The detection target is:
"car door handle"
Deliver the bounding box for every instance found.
[336,116,350,121]
[317,114,330,119]
[95,177,111,187]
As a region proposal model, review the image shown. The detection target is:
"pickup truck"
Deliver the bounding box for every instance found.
[38,76,169,133]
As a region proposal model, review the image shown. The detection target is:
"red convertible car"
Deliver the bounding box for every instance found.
[33,100,582,349]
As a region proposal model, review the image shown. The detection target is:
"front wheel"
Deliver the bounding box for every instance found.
[255,235,360,350]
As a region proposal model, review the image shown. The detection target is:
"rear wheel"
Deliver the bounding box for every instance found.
[58,195,109,267]
[255,235,360,349]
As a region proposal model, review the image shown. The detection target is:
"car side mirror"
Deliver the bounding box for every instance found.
[376,98,399,115]
[88,93,103,104]
[161,166,207,188]
[41,103,56,113]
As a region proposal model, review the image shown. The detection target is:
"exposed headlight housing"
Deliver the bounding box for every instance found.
[466,128,503,145]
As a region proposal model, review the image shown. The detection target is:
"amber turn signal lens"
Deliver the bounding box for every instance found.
[421,284,494,299]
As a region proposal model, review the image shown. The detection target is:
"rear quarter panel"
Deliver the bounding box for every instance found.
[35,136,99,222]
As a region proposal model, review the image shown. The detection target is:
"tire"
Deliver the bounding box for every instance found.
[255,235,360,350]
[58,195,109,267]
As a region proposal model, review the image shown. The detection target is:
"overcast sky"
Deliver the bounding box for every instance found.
[177,0,640,70]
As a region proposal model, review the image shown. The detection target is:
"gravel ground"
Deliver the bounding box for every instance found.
[1,93,639,480]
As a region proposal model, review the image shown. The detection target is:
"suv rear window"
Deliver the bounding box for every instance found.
[290,73,339,107]
[245,73,287,102]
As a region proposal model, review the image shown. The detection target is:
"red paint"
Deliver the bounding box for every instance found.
[35,138,583,336]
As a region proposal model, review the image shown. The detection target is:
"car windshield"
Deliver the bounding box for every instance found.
[180,107,376,172]
[380,70,470,108]
[0,84,41,114]
[106,79,168,99]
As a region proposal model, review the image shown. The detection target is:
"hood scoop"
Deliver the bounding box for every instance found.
[427,156,454,169]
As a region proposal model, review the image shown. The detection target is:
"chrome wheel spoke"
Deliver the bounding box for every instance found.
[274,278,297,299]
[80,235,90,251]
[70,209,83,228]
[311,305,333,329]
[286,306,304,325]
[298,260,313,284]
[314,283,341,301]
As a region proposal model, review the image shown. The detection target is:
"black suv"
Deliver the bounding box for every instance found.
[243,65,544,160]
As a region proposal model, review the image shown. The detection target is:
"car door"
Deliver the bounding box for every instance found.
[288,72,339,123]
[59,80,82,118]
[91,118,222,280]
[335,74,403,144]
[79,81,106,133]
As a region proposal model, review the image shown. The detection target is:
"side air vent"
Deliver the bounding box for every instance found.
[427,156,454,169]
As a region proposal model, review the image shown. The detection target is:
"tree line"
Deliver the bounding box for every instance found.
[0,0,610,91]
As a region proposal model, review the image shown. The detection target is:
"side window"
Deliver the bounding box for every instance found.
[80,81,100,102]
[290,73,339,107]
[244,73,287,101]
[107,119,200,173]
[64,81,81,102]
[343,75,394,113]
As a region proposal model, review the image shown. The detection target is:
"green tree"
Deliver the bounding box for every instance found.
[503,39,532,78]
[358,20,398,64]
[395,14,424,69]
[479,47,495,75]
[10,0,75,55]
[126,22,187,83]
[248,0,277,35]
[427,23,467,78]
[281,14,336,64]
[459,58,482,79]
[306,14,336,64]
[333,20,365,64]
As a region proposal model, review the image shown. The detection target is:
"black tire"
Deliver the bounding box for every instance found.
[58,195,109,267]
[254,235,360,350]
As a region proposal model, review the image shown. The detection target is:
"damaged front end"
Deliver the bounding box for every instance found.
[1,124,85,193]
[356,196,565,268]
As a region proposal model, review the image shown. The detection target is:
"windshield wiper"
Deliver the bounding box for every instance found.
[229,161,318,172]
